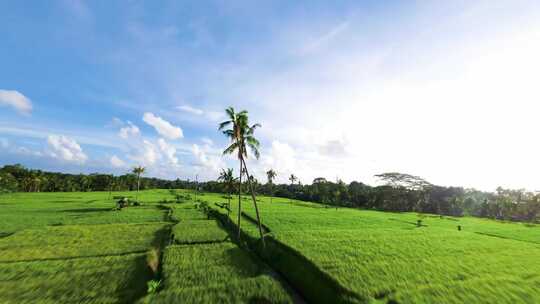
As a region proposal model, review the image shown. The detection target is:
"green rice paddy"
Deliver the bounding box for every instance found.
[1,190,539,303]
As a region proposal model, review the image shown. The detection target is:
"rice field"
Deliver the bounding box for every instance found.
[1,190,539,303]
[0,191,173,303]
[201,193,540,303]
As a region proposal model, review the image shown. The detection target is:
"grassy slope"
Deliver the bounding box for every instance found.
[200,192,540,303]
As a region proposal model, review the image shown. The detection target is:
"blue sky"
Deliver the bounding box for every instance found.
[1,1,540,190]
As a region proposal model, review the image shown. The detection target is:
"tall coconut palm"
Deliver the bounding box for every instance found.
[132,166,145,202]
[108,174,114,200]
[219,107,265,246]
[218,168,237,216]
[289,174,297,185]
[266,169,277,204]
[289,174,297,203]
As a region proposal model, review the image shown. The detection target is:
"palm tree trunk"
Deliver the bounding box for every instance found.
[237,160,243,239]
[241,158,266,248]
[108,176,113,200]
[227,191,231,216]
[270,184,273,204]
[136,174,140,202]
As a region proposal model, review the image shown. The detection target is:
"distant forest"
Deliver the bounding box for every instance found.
[1,164,538,223]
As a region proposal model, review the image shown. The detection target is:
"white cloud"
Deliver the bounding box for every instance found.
[260,140,298,182]
[201,137,213,145]
[177,105,204,115]
[175,104,224,122]
[0,138,8,149]
[318,139,348,157]
[108,117,124,128]
[0,90,33,115]
[301,21,349,54]
[158,138,178,165]
[191,143,224,172]
[110,155,126,168]
[128,139,159,166]
[118,121,140,139]
[46,135,88,163]
[143,112,183,140]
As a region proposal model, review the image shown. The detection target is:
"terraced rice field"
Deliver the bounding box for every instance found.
[0,191,171,303]
[1,190,539,303]
[139,201,292,303]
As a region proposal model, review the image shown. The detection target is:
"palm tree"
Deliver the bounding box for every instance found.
[108,174,114,200]
[289,174,297,203]
[218,168,237,216]
[219,107,265,246]
[266,169,277,203]
[132,166,145,202]
[289,174,297,185]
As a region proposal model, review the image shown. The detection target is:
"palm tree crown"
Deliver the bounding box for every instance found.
[219,107,261,160]
[218,168,237,215]
[218,168,236,191]
[266,169,277,184]
[132,166,145,176]
[289,174,297,185]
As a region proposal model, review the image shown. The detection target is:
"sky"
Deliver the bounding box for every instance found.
[1,1,540,191]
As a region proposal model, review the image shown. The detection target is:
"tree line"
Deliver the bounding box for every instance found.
[0,164,188,193]
[2,167,539,223]
[204,172,540,223]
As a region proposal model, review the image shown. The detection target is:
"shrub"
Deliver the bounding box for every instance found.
[147,279,161,294]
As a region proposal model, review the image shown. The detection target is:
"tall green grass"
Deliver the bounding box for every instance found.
[140,243,292,304]
[0,253,151,304]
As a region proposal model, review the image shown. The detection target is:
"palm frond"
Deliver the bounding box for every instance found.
[246,123,260,135]
[247,141,260,159]
[218,120,232,130]
[223,142,239,155]
[246,136,260,148]
[225,107,235,119]
[222,129,235,139]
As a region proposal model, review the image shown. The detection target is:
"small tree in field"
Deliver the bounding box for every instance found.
[266,169,277,203]
[219,107,265,246]
[289,174,297,202]
[132,166,145,202]
[218,168,237,215]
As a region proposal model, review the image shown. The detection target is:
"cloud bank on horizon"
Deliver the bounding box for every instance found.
[1,1,540,191]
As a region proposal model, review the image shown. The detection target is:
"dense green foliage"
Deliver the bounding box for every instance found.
[0,164,191,193]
